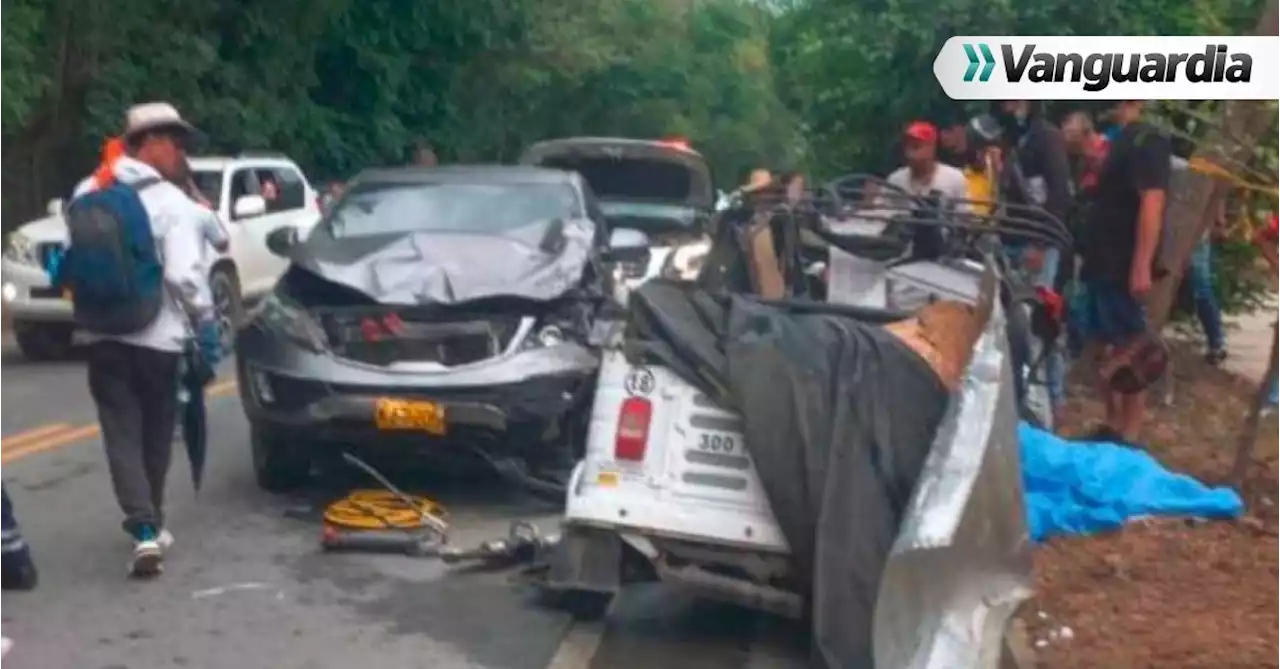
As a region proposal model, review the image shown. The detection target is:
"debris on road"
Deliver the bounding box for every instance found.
[318,453,450,556]
[438,520,558,570]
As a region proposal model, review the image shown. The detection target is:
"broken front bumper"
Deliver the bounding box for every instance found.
[235,321,601,448]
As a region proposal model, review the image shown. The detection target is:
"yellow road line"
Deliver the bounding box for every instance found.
[2,424,102,464]
[1,381,239,465]
[1,423,75,451]
[208,379,239,396]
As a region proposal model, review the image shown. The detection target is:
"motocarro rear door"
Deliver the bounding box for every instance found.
[658,379,772,510]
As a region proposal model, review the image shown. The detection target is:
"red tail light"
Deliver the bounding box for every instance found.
[360,317,384,342]
[615,397,653,461]
[382,312,405,336]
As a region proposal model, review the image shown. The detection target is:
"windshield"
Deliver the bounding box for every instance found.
[328,181,582,238]
[539,156,694,201]
[190,170,224,207]
[599,201,699,233]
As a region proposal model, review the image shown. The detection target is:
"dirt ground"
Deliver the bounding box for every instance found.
[1019,343,1278,669]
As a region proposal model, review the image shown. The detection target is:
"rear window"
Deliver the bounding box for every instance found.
[540,157,692,201]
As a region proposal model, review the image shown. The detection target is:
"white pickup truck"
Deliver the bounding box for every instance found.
[1,153,321,359]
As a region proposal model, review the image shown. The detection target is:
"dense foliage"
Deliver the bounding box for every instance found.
[2,0,1274,314]
[0,0,802,221]
[771,0,1271,175]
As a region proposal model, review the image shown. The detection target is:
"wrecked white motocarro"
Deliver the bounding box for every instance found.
[542,177,1070,669]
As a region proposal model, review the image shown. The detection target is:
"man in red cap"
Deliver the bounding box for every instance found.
[885,121,970,205]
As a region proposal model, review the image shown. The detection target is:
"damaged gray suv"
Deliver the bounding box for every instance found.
[234,166,649,491]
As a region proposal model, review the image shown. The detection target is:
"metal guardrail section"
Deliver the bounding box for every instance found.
[873,269,1035,669]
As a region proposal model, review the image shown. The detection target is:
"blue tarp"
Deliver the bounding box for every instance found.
[1020,422,1244,542]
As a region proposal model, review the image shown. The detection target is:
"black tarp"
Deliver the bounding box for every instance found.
[624,279,951,669]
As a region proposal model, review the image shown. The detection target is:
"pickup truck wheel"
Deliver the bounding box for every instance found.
[12,323,74,361]
[209,267,244,353]
[251,423,311,493]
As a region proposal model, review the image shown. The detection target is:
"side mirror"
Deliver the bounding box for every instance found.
[46,199,64,217]
[233,195,268,220]
[265,226,300,257]
[605,228,651,262]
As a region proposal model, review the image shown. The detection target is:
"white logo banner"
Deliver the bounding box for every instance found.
[934,36,1279,100]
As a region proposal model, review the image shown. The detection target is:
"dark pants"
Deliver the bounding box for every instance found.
[3,484,37,588]
[86,341,180,538]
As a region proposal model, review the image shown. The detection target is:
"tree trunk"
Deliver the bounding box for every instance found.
[1230,325,1279,487]
[1146,0,1280,329]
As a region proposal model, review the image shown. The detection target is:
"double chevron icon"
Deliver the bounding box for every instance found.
[962,43,996,82]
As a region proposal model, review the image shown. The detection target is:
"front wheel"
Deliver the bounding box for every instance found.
[251,423,311,493]
[209,267,244,354]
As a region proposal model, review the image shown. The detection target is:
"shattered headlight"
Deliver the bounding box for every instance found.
[521,322,572,351]
[3,232,37,266]
[253,292,327,352]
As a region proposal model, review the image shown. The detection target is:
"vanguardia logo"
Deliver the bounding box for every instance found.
[936,37,1275,101]
[970,43,1253,92]
[963,43,996,82]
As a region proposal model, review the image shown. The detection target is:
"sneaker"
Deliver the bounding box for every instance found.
[1,548,39,591]
[2,636,12,658]
[157,528,175,552]
[128,527,164,579]
[1206,348,1228,366]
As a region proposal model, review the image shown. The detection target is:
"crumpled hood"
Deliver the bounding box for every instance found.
[291,217,597,305]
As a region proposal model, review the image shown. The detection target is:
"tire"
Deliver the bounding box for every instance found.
[209,266,244,354]
[250,423,311,492]
[12,323,74,361]
[540,588,614,622]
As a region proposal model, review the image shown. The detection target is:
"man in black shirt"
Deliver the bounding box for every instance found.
[936,111,971,168]
[1077,100,1172,442]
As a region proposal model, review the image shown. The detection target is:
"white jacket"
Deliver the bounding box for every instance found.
[76,157,214,353]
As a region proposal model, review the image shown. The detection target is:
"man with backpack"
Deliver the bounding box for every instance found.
[61,102,222,578]
[1075,100,1172,444]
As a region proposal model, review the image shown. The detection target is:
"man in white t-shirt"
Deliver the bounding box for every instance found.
[885,121,970,206]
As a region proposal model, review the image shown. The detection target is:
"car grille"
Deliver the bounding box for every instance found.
[319,311,523,367]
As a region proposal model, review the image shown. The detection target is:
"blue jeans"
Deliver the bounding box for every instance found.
[1188,239,1225,351]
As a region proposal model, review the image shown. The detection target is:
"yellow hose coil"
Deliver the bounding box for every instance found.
[322,489,448,531]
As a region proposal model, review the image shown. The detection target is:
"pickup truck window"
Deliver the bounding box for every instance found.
[255,167,306,212]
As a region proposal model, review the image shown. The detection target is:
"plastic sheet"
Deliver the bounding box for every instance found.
[1019,422,1245,542]
[625,277,1031,669]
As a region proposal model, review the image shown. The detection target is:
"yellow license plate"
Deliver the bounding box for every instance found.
[374,398,447,435]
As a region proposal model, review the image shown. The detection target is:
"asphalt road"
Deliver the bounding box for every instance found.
[0,344,808,669]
